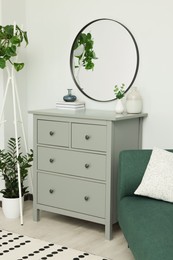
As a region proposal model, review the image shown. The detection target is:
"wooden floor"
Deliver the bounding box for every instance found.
[0,201,134,260]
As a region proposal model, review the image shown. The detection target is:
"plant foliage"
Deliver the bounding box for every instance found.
[0,137,33,198]
[0,24,28,71]
[114,83,125,99]
[73,32,97,70]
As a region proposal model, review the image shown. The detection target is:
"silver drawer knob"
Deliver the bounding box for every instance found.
[49,189,54,194]
[85,135,90,140]
[49,131,54,136]
[85,163,90,169]
[49,158,54,163]
[84,196,89,201]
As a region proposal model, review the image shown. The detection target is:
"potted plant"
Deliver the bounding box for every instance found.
[0,24,29,220]
[0,137,33,218]
[114,83,125,114]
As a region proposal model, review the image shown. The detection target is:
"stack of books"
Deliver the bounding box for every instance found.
[56,101,85,110]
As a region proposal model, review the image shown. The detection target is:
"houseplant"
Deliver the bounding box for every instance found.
[0,24,29,220]
[114,83,125,114]
[0,24,28,71]
[0,137,33,218]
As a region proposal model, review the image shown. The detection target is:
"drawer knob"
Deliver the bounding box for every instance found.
[49,158,54,163]
[85,135,90,140]
[85,163,90,169]
[49,131,54,136]
[84,196,89,201]
[49,189,54,194]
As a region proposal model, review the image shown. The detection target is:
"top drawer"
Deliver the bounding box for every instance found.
[72,123,107,152]
[37,120,69,147]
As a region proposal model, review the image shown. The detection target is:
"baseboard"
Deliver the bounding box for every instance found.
[25,193,33,201]
[0,193,33,207]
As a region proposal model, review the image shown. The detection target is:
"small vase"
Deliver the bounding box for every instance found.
[115,99,124,114]
[126,87,143,113]
[63,89,77,102]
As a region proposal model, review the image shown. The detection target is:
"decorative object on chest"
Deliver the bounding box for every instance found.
[30,108,147,240]
[63,89,77,102]
[56,100,85,110]
[126,87,143,113]
[114,83,125,114]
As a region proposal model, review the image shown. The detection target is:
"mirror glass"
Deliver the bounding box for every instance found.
[70,18,139,102]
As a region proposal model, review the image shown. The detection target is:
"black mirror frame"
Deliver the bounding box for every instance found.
[70,18,139,102]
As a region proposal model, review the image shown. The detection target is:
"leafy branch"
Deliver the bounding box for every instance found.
[114,83,125,99]
[73,32,97,71]
[0,24,28,71]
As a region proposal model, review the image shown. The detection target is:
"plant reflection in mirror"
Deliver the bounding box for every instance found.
[73,32,98,86]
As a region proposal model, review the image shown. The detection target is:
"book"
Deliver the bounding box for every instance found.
[56,101,85,110]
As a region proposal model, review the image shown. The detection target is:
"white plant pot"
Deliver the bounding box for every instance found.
[2,197,23,219]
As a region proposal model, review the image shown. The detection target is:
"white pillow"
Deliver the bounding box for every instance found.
[134,147,173,203]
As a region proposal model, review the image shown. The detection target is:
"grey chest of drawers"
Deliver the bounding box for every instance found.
[30,108,147,240]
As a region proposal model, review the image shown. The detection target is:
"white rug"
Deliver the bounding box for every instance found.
[0,229,110,260]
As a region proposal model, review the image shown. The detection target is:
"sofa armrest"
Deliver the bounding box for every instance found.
[117,150,152,201]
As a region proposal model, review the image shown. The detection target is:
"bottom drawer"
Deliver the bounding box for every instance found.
[37,172,105,218]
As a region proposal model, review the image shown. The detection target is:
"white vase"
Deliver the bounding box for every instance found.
[115,99,124,114]
[126,87,143,113]
[2,197,24,219]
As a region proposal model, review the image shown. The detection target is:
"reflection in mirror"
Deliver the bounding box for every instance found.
[70,18,139,102]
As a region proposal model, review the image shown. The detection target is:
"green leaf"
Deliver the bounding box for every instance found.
[80,33,87,43]
[23,31,29,45]
[0,46,6,56]
[4,25,13,38]
[86,33,91,40]
[6,46,17,57]
[14,62,24,71]
[0,58,6,69]
[10,36,21,45]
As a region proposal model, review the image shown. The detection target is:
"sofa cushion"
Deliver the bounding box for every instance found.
[119,195,173,260]
[134,147,173,203]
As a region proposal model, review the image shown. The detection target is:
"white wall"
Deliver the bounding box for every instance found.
[1,0,173,149]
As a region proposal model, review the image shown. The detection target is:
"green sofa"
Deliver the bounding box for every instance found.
[117,150,173,260]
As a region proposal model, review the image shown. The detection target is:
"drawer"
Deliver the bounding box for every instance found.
[72,123,107,152]
[38,146,106,181]
[37,120,69,147]
[37,172,105,218]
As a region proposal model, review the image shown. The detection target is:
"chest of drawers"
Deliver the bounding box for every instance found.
[31,108,147,239]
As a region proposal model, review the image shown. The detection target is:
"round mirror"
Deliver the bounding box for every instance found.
[70,18,139,102]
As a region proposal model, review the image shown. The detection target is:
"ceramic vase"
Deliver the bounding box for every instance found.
[126,87,143,113]
[63,89,77,102]
[115,99,124,114]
